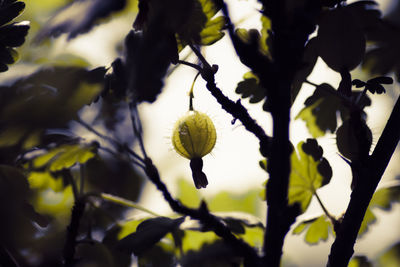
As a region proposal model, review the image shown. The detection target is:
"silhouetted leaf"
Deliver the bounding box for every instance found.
[0,1,29,72]
[75,241,116,267]
[378,242,400,267]
[346,1,382,39]
[117,217,184,255]
[296,83,341,137]
[349,255,373,267]
[235,72,266,104]
[106,29,175,103]
[316,7,365,72]
[352,79,366,88]
[363,21,400,79]
[35,0,127,41]
[181,241,242,267]
[296,84,371,138]
[293,215,332,245]
[0,165,48,244]
[138,244,176,267]
[364,76,393,94]
[0,1,25,26]
[336,113,372,161]
[291,38,318,104]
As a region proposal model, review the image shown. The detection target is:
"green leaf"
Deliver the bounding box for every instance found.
[292,215,332,244]
[32,142,98,171]
[296,83,342,138]
[33,184,74,219]
[181,230,219,253]
[117,218,148,240]
[235,72,266,104]
[199,16,225,45]
[117,217,184,255]
[378,242,400,267]
[179,0,224,46]
[349,255,373,267]
[259,15,271,57]
[27,171,63,192]
[359,184,400,235]
[296,84,371,138]
[291,38,318,104]
[288,139,332,212]
[261,139,332,213]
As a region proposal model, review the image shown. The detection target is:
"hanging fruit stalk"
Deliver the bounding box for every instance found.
[171,73,216,188]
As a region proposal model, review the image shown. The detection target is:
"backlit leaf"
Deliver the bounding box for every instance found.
[292,215,332,244]
[359,184,400,235]
[296,83,371,138]
[261,140,332,213]
[199,16,225,45]
[288,139,332,212]
[349,255,373,267]
[378,242,400,267]
[32,142,98,171]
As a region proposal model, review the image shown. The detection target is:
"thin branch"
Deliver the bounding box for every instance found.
[129,103,148,159]
[177,60,202,72]
[188,44,211,69]
[304,80,318,87]
[77,118,145,164]
[79,164,85,196]
[314,191,335,222]
[99,192,161,217]
[63,197,86,267]
[99,146,145,169]
[63,170,79,201]
[189,45,272,156]
[143,157,260,265]
[189,72,201,111]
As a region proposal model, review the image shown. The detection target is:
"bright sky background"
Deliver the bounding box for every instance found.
[51,0,400,265]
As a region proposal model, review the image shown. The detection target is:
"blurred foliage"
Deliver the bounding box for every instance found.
[349,255,373,267]
[0,0,399,266]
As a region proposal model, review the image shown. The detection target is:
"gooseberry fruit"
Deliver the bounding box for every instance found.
[172,111,217,188]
